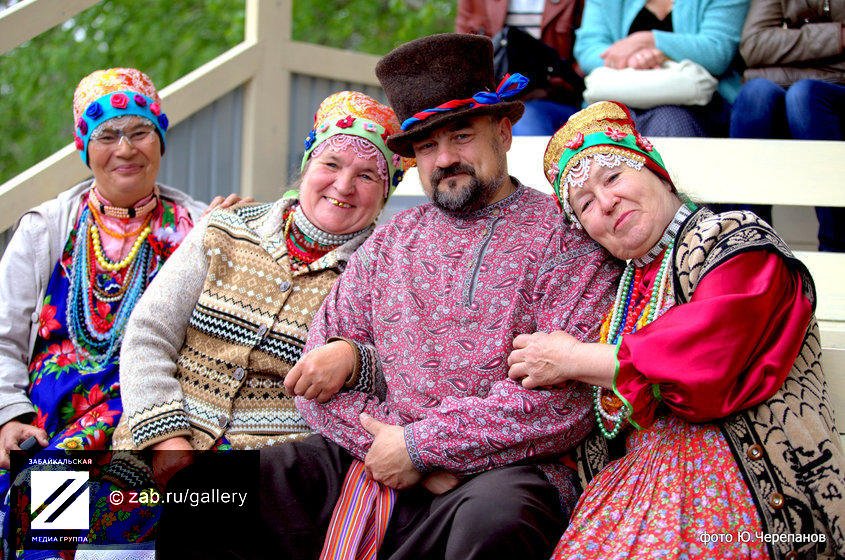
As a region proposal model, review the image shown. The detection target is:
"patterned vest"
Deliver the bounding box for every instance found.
[576,209,845,559]
[175,202,349,449]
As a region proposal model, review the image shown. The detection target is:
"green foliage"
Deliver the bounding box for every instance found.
[0,0,245,183]
[292,0,456,54]
[2,0,455,184]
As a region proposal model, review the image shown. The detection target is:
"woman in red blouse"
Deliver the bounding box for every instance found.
[508,100,844,559]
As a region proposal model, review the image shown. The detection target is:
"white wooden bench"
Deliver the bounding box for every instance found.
[391,136,845,446]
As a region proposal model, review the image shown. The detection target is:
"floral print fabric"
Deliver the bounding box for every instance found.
[553,415,769,559]
[1,194,192,557]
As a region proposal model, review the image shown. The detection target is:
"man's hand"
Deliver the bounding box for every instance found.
[422,471,461,495]
[360,414,421,490]
[0,420,48,469]
[284,340,356,402]
[151,436,194,488]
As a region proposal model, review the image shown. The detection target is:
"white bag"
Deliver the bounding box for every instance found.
[583,59,718,109]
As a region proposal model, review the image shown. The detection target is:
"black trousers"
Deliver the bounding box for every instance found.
[157,434,563,560]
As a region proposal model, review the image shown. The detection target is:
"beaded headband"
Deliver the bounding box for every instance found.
[73,68,167,167]
[301,91,413,199]
[544,101,671,228]
[311,135,389,185]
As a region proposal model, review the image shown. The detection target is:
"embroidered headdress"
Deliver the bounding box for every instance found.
[375,33,528,157]
[544,101,672,227]
[72,67,168,167]
[301,91,411,199]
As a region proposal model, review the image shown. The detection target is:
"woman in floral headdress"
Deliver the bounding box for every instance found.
[113,91,409,482]
[0,68,205,478]
[507,101,844,558]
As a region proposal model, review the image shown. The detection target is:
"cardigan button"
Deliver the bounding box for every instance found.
[279,281,291,292]
[217,415,229,429]
[784,552,798,560]
[257,325,268,339]
[767,492,785,510]
[233,367,245,381]
[746,444,764,460]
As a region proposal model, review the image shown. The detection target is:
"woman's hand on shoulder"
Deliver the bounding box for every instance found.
[202,193,256,217]
[507,331,580,390]
[0,420,49,469]
[284,340,356,403]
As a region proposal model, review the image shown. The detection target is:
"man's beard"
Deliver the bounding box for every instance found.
[429,163,505,214]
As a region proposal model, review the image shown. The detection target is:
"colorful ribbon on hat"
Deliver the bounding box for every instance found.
[400,73,529,131]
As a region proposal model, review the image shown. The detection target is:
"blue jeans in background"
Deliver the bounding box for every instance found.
[730,78,845,251]
[512,99,578,136]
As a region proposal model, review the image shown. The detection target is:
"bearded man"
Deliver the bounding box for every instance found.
[286,33,621,560]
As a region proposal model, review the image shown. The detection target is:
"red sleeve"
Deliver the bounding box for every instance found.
[615,250,812,428]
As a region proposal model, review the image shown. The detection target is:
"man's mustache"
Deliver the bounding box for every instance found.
[430,164,477,187]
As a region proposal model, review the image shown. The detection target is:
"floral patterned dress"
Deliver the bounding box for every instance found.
[1,192,192,557]
[550,246,814,560]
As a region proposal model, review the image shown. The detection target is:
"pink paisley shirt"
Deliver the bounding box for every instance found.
[298,183,621,498]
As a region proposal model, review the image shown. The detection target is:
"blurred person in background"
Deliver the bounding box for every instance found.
[730,0,845,251]
[457,0,585,134]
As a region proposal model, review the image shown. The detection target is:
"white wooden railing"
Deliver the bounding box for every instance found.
[0,0,382,233]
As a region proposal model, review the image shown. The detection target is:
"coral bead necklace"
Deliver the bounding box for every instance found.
[66,201,155,366]
[283,205,343,270]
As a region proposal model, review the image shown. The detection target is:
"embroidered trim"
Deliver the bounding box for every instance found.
[311,133,389,189]
[404,425,429,473]
[632,204,692,267]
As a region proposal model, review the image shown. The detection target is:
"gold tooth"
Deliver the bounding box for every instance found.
[328,197,351,208]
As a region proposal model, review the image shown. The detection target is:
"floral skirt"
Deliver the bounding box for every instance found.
[553,415,769,560]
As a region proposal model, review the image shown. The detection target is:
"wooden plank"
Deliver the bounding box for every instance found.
[656,138,845,207]
[0,0,100,55]
[285,41,380,87]
[0,145,89,232]
[158,41,259,125]
[240,0,291,200]
[494,136,845,207]
[797,252,845,326]
[822,348,845,438]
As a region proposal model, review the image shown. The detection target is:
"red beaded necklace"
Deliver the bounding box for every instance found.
[283,207,336,268]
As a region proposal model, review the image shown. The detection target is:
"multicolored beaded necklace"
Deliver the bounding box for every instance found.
[66,195,157,366]
[593,203,693,439]
[284,204,358,270]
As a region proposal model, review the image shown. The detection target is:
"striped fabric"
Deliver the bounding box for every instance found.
[319,460,396,560]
